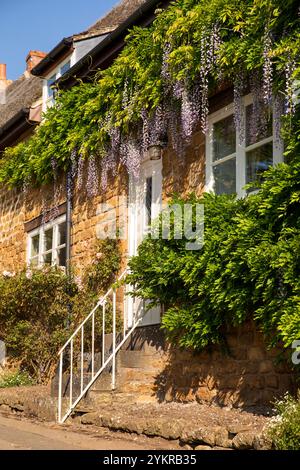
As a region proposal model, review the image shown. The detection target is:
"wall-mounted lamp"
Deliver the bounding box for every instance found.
[147,140,168,161]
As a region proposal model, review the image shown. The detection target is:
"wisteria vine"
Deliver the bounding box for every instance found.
[0,0,299,193]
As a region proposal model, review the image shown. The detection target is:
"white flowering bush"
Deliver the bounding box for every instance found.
[0,370,34,388]
[268,392,300,450]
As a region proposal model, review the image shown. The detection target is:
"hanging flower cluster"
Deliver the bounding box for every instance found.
[76,153,85,191]
[180,84,201,140]
[86,154,99,198]
[262,30,273,105]
[198,25,222,133]
[234,73,245,145]
[273,94,285,151]
[120,138,142,180]
[285,59,296,115]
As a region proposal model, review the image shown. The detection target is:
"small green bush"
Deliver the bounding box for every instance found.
[0,370,34,388]
[0,240,122,383]
[268,393,300,450]
[0,267,77,382]
[83,239,122,295]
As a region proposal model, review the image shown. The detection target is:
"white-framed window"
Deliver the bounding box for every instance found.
[44,59,71,110]
[27,215,67,268]
[206,94,283,197]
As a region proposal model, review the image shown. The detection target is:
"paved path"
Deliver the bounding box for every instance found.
[0,414,173,450]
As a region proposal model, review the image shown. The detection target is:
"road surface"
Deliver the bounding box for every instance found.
[0,414,176,450]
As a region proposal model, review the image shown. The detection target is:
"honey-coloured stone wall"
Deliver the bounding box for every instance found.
[120,321,294,408]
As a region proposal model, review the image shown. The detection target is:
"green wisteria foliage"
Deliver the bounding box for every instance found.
[0,0,299,187]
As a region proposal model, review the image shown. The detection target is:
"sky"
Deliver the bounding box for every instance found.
[0,0,120,80]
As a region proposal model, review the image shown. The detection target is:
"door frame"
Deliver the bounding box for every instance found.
[127,156,162,327]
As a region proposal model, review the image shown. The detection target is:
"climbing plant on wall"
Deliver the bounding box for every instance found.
[0,0,299,190]
[127,108,300,354]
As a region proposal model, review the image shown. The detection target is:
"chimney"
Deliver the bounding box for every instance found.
[0,64,9,105]
[26,50,47,73]
[0,63,6,81]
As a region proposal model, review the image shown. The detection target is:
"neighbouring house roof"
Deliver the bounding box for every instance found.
[0,74,42,152]
[57,0,170,90]
[0,74,42,128]
[31,0,153,77]
[30,38,74,77]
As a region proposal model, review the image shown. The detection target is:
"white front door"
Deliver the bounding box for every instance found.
[127,157,162,327]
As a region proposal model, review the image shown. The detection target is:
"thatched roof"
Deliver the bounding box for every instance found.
[74,0,147,40]
[0,74,42,129]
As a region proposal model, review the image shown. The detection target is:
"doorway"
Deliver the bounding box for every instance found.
[127,156,162,327]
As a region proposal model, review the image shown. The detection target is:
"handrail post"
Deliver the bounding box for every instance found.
[70,339,73,409]
[102,301,106,367]
[123,285,126,339]
[112,289,116,390]
[92,311,95,378]
[58,351,63,423]
[81,326,84,394]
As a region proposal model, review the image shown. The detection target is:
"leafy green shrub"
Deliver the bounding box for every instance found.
[127,109,300,355]
[0,240,122,382]
[268,393,300,450]
[0,268,77,382]
[0,370,34,388]
[83,239,122,295]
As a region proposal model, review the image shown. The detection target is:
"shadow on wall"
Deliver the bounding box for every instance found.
[124,322,295,411]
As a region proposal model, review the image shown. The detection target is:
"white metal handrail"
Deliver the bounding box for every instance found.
[57,270,128,356]
[57,269,140,424]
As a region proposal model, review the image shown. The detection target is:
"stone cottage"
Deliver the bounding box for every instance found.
[0,0,294,419]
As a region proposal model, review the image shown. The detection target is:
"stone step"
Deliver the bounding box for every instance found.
[118,367,157,384]
[118,349,164,370]
[90,370,114,392]
[121,325,166,354]
[85,390,157,407]
[117,380,155,395]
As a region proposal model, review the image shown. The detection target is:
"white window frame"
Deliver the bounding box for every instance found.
[27,215,67,268]
[43,57,71,112]
[205,94,284,198]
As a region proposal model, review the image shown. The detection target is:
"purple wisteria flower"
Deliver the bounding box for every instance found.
[181,84,200,140]
[262,32,273,105]
[77,153,84,191]
[285,59,296,115]
[161,42,172,83]
[234,73,245,145]
[86,154,99,198]
[273,94,284,151]
[50,156,60,221]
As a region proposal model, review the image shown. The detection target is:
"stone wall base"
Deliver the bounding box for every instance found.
[116,321,295,408]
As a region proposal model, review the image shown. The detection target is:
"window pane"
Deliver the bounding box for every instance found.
[31,234,40,257]
[213,157,236,195]
[61,61,70,76]
[58,222,67,246]
[246,104,272,146]
[246,142,273,186]
[44,228,53,252]
[30,256,39,267]
[47,74,56,98]
[43,252,52,265]
[213,115,236,161]
[57,247,67,267]
[145,177,152,227]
